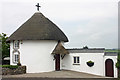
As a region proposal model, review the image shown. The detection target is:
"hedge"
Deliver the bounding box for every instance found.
[1,65,19,69]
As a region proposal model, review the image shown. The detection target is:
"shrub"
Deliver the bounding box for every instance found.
[2,65,19,69]
[87,60,94,63]
[87,60,94,67]
[116,62,120,68]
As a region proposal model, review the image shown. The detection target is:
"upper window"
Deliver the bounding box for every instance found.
[14,41,19,49]
[73,56,80,64]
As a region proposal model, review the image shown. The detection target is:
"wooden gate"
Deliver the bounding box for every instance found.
[105,59,114,77]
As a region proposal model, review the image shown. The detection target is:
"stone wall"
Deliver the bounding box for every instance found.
[2,66,26,75]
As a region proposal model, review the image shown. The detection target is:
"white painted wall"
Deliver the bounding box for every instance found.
[10,40,58,73]
[62,53,105,76]
[10,41,13,65]
[104,56,118,78]
[10,41,118,77]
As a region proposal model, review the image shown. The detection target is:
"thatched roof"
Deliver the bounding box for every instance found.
[52,42,69,54]
[7,12,68,42]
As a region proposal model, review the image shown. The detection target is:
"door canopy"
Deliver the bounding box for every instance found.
[52,42,69,54]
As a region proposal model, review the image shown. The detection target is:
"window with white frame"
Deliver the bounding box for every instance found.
[13,52,19,64]
[14,41,19,49]
[14,54,19,63]
[73,56,80,64]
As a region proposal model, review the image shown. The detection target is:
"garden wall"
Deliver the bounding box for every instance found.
[2,66,26,75]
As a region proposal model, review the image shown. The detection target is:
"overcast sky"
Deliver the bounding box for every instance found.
[0,0,119,49]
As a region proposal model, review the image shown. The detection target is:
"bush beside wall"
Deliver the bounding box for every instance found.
[119,69,120,78]
[2,65,18,69]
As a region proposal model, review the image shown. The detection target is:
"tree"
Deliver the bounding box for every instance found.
[83,46,88,49]
[116,50,120,78]
[0,33,10,62]
[0,36,2,64]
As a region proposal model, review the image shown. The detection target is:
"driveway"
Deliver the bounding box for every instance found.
[2,78,117,80]
[2,70,111,78]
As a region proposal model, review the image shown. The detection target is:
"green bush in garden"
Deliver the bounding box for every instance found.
[2,65,19,69]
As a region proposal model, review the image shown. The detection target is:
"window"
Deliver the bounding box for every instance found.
[13,51,19,64]
[73,56,80,64]
[14,41,19,49]
[14,54,19,63]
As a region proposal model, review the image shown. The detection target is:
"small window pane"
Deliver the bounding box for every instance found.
[15,55,17,62]
[74,57,76,63]
[77,57,79,63]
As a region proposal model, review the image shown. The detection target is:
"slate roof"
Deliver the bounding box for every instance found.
[105,52,118,56]
[52,42,69,54]
[67,48,105,53]
[7,12,68,42]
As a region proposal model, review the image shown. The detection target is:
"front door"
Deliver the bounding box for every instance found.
[105,59,114,77]
[55,54,60,71]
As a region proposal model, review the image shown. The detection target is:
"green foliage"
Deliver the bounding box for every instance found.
[118,51,120,78]
[116,51,120,69]
[0,33,10,59]
[2,65,19,69]
[83,46,88,49]
[87,60,94,63]
[0,38,2,61]
[116,62,120,68]
[105,49,118,52]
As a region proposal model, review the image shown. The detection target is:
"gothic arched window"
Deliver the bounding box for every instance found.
[14,40,19,49]
[13,51,19,64]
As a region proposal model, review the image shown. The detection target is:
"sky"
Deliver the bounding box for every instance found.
[0,0,119,49]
